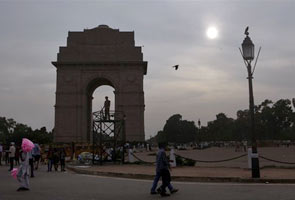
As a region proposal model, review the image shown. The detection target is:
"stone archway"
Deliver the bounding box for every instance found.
[52,25,147,143]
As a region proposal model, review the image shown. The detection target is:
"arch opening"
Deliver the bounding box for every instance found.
[92,86,115,113]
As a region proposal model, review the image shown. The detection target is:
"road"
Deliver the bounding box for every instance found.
[0,165,294,200]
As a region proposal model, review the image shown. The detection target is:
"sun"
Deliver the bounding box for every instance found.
[206,26,218,39]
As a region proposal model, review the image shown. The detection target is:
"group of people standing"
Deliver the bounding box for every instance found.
[0,142,41,174]
[0,143,20,167]
[46,147,66,172]
[2,140,41,191]
[7,142,67,192]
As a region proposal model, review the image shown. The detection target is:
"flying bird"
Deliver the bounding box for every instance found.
[172,65,179,70]
[244,26,249,36]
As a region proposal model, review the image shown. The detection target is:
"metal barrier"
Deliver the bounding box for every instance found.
[130,152,295,166]
[174,153,247,163]
[130,152,155,164]
[259,155,295,165]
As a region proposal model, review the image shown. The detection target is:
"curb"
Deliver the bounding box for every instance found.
[67,165,295,184]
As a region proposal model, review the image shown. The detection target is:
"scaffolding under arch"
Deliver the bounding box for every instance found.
[92,110,126,165]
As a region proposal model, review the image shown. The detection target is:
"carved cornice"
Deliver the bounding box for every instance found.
[52,61,147,75]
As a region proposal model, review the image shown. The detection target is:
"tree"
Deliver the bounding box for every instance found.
[0,116,53,145]
[206,113,235,141]
[150,98,295,143]
[155,114,197,144]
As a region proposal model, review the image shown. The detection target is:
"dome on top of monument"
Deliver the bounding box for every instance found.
[97,24,110,29]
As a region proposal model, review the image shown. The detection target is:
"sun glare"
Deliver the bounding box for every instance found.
[206,26,218,39]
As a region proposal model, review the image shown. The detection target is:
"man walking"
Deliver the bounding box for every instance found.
[151,143,178,197]
[9,142,16,171]
[32,143,41,170]
[28,150,34,177]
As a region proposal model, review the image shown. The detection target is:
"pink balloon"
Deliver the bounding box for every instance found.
[11,168,18,179]
[21,138,34,152]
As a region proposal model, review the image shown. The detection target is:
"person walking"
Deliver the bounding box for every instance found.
[59,148,66,172]
[150,171,178,195]
[28,150,34,177]
[17,149,30,191]
[8,142,16,171]
[47,148,53,172]
[0,143,3,165]
[32,143,41,170]
[151,143,178,197]
[15,146,20,166]
[5,145,9,165]
[53,148,59,171]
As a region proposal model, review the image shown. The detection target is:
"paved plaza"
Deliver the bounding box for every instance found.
[1,165,295,200]
[1,146,295,199]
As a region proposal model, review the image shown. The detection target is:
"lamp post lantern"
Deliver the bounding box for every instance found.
[240,27,260,178]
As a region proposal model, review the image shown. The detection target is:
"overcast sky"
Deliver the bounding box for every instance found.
[0,0,294,139]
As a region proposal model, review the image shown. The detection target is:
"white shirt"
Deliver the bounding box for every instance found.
[0,145,3,152]
[9,145,16,157]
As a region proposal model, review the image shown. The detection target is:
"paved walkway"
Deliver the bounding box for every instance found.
[67,164,295,183]
[2,165,295,200]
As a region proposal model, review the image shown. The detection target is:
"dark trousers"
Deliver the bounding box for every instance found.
[160,169,171,194]
[48,159,53,171]
[60,159,65,171]
[105,109,110,120]
[151,171,173,192]
[29,158,34,177]
[0,152,2,165]
[15,157,19,166]
[9,157,14,170]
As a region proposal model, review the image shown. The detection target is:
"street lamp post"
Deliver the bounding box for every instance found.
[240,27,261,178]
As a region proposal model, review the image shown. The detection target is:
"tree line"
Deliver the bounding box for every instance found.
[0,117,53,146]
[152,98,295,144]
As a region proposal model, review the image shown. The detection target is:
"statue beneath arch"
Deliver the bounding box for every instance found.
[52,25,147,143]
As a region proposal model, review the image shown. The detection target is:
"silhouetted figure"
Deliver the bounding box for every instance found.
[152,143,178,197]
[47,148,53,172]
[60,148,66,172]
[28,150,34,177]
[8,142,16,171]
[244,26,249,35]
[104,96,111,120]
[32,143,41,170]
[15,146,20,166]
[172,65,179,70]
[5,146,9,165]
[53,148,59,171]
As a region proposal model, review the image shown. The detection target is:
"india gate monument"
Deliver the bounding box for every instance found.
[52,25,147,143]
